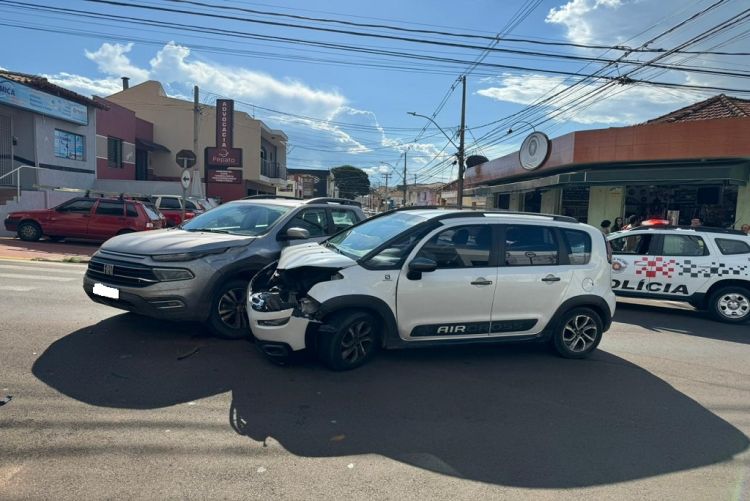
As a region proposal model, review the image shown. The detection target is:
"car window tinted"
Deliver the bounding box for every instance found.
[660,235,708,256]
[185,200,199,210]
[182,203,291,236]
[95,201,124,216]
[57,199,95,213]
[416,225,492,268]
[715,238,750,255]
[562,229,592,265]
[330,208,359,232]
[610,234,652,255]
[159,197,181,209]
[125,203,138,217]
[505,225,558,266]
[286,208,329,237]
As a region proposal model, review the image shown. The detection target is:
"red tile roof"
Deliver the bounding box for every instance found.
[646,94,750,124]
[0,70,106,109]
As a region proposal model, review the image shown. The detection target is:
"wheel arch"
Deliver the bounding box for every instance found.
[544,295,613,338]
[316,295,398,348]
[703,279,750,306]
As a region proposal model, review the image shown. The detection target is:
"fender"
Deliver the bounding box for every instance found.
[542,295,613,338]
[316,295,398,347]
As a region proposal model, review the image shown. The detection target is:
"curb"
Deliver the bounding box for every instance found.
[0,255,90,264]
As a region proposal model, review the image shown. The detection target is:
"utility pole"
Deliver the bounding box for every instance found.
[193,85,199,197]
[402,149,407,207]
[383,173,391,210]
[457,75,466,209]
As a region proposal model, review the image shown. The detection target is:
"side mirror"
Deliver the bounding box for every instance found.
[407,257,437,280]
[281,227,310,241]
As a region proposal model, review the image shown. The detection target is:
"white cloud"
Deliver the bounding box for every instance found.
[85,42,150,82]
[476,73,692,125]
[545,0,625,44]
[43,72,124,97]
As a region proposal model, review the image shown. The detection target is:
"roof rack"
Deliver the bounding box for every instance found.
[303,197,361,207]
[390,205,579,223]
[242,195,302,200]
[628,224,745,235]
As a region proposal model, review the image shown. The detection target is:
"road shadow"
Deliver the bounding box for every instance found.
[614,300,750,345]
[33,314,749,488]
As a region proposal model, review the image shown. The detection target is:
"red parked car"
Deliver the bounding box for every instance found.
[151,195,205,227]
[4,197,165,242]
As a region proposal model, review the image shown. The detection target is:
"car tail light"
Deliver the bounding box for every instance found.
[185,211,195,219]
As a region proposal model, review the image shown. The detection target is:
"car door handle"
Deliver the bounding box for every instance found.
[471,278,493,286]
[541,275,561,282]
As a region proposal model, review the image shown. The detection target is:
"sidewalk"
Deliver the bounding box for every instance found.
[0,237,99,263]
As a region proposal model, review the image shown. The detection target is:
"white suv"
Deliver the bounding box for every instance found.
[247,208,616,370]
[608,226,750,323]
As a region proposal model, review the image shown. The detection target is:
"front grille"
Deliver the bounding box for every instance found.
[87,257,159,287]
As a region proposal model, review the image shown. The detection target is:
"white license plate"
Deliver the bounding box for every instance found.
[93,283,120,299]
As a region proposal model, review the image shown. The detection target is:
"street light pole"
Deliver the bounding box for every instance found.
[407,74,467,208]
[402,149,408,207]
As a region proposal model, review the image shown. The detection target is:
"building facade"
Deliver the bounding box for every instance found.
[286,168,337,199]
[105,80,287,202]
[0,70,102,193]
[464,95,750,230]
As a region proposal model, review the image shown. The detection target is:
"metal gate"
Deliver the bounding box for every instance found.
[0,114,13,186]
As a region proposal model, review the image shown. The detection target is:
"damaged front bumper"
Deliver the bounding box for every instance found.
[247,291,313,352]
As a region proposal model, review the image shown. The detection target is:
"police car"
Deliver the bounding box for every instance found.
[247,208,616,370]
[607,226,750,323]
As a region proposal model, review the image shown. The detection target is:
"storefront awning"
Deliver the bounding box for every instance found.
[475,162,750,194]
[135,138,170,153]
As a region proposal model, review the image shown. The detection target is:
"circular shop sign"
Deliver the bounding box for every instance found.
[519,132,550,171]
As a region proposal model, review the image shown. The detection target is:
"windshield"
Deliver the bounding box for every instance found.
[182,202,291,236]
[327,212,426,259]
[142,203,162,221]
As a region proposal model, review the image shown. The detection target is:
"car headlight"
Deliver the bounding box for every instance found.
[153,268,194,281]
[151,248,229,262]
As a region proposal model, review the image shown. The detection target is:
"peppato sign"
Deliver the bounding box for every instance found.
[205,99,243,169]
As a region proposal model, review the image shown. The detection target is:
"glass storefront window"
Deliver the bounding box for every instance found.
[623,185,737,228]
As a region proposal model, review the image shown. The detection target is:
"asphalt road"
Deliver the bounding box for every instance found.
[1,259,749,500]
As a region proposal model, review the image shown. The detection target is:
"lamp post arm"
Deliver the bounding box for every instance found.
[407,112,458,149]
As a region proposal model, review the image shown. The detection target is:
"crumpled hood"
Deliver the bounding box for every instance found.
[100,229,253,255]
[277,242,356,270]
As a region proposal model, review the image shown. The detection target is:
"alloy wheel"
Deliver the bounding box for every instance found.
[562,314,598,353]
[340,320,374,364]
[217,288,248,330]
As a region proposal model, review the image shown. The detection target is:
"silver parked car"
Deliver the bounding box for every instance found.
[83,197,365,338]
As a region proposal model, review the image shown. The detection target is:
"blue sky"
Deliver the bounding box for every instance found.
[1,0,749,186]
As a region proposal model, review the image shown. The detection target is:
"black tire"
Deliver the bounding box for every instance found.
[206,279,251,339]
[317,310,380,371]
[708,286,750,323]
[17,221,42,242]
[551,307,603,359]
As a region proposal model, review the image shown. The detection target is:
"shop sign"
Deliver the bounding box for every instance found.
[205,99,242,168]
[519,132,550,171]
[0,78,88,125]
[208,168,242,184]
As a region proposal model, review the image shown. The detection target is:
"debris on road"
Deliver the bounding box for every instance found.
[177,346,200,360]
[0,395,13,407]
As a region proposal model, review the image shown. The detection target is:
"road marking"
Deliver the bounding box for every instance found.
[0,273,77,282]
[0,285,36,292]
[0,464,25,488]
[0,264,85,275]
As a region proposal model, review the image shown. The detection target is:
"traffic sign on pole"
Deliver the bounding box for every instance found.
[180,169,191,189]
[175,149,197,169]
